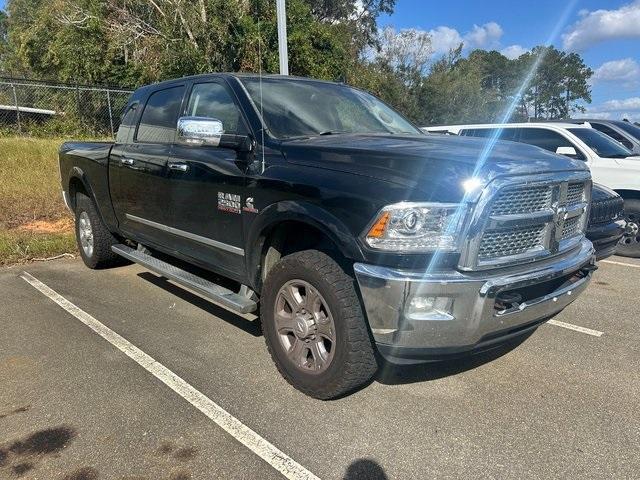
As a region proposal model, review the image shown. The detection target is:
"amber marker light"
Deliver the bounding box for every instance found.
[367,211,390,238]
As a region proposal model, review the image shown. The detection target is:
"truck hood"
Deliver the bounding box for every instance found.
[280,134,589,203]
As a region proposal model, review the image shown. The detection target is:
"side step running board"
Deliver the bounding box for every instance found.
[111,244,257,314]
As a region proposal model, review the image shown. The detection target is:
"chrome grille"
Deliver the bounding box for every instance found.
[478,225,546,259]
[490,185,552,215]
[562,216,580,239]
[469,177,590,269]
[566,182,584,205]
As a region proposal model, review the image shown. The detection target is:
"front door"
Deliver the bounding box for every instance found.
[165,80,251,278]
[109,84,186,246]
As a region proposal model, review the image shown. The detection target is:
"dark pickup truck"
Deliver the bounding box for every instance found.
[59,74,596,399]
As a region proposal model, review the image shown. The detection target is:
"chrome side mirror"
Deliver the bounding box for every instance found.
[177,116,224,146]
[556,146,578,157]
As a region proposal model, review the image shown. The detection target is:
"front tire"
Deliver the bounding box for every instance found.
[74,193,126,269]
[618,199,640,258]
[261,250,378,399]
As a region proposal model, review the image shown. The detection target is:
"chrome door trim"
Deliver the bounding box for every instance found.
[125,214,245,256]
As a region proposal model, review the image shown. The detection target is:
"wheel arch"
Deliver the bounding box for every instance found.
[66,167,116,232]
[245,201,365,290]
[67,167,97,211]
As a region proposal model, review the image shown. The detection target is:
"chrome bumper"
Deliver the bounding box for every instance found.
[354,238,595,362]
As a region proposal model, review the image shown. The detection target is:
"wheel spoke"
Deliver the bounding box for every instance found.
[274,310,295,333]
[281,284,303,311]
[304,286,320,312]
[316,318,334,340]
[289,339,307,367]
[309,341,329,370]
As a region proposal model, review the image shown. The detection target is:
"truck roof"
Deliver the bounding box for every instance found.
[135,73,343,92]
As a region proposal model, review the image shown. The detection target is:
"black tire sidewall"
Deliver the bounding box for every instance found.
[261,253,367,395]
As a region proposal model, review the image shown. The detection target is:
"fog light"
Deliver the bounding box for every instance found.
[406,296,454,320]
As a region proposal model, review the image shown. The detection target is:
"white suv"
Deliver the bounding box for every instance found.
[423,122,640,257]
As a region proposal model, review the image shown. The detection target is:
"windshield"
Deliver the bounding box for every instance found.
[568,128,633,158]
[615,121,640,142]
[241,78,423,139]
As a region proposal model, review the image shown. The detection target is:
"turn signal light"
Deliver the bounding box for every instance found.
[367,212,390,238]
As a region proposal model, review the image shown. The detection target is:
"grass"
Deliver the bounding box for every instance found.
[0,137,76,265]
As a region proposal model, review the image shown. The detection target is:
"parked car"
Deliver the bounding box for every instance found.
[550,119,640,155]
[587,184,626,260]
[423,122,640,257]
[60,74,596,399]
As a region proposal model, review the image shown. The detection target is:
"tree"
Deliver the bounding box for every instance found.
[519,46,592,120]
[560,52,592,118]
[0,9,8,68]
[2,0,391,86]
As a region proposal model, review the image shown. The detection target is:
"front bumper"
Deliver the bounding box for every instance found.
[586,219,625,261]
[354,238,596,364]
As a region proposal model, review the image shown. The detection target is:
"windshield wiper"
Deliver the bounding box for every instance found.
[317,130,349,136]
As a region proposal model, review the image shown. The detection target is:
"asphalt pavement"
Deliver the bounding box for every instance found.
[1,255,639,479]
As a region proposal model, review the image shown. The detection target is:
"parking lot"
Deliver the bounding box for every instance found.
[1,255,639,479]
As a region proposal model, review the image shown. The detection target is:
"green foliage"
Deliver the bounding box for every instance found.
[0,0,592,127]
[1,0,390,86]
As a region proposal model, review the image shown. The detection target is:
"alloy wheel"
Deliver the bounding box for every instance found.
[274,280,336,374]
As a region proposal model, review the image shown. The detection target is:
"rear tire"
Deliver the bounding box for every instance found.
[261,250,378,399]
[74,193,127,269]
[618,199,640,258]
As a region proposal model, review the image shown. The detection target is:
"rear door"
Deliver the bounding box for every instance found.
[164,79,251,277]
[109,84,186,245]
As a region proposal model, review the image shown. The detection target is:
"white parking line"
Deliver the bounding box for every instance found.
[601,259,640,269]
[20,271,319,480]
[547,319,603,337]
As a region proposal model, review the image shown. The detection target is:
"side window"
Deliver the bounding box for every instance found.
[591,123,633,149]
[519,128,585,160]
[115,102,138,143]
[186,82,247,135]
[136,86,186,144]
[460,128,516,141]
[498,128,518,142]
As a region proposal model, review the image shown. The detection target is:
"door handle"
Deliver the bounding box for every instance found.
[168,162,189,172]
[121,158,135,166]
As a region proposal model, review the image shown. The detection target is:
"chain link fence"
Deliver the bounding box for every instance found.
[0,77,133,138]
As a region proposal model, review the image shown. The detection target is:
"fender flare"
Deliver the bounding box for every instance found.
[66,166,111,227]
[245,200,365,286]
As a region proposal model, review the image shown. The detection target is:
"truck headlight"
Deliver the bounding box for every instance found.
[364,203,466,252]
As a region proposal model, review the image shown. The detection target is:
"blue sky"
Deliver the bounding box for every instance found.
[379,0,640,120]
[1,0,638,119]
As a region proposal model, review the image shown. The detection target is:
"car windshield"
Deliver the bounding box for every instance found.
[568,128,633,158]
[615,121,640,142]
[241,78,423,139]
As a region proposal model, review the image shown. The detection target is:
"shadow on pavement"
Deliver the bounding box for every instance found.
[137,272,262,337]
[344,458,389,479]
[376,331,535,385]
